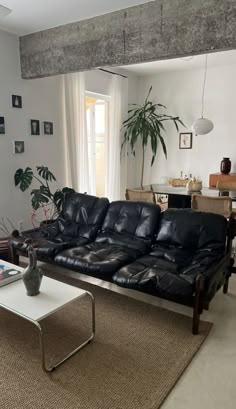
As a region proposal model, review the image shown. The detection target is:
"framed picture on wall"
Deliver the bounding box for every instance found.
[13,141,25,154]
[12,95,22,108]
[179,132,193,149]
[0,117,5,134]
[30,119,40,135]
[43,121,53,135]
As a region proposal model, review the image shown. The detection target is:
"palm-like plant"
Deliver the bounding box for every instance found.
[122,87,185,187]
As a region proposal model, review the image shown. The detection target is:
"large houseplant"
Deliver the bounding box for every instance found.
[122,87,185,187]
[14,166,74,222]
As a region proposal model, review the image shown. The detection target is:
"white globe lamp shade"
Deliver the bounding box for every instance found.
[192,118,214,135]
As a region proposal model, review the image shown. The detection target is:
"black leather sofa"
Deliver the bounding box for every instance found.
[10,192,233,334]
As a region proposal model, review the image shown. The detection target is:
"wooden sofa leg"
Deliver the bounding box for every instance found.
[223,277,229,294]
[223,257,234,294]
[192,275,204,335]
[9,245,19,265]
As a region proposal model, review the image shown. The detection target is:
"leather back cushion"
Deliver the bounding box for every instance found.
[60,193,109,240]
[99,201,161,242]
[156,209,227,250]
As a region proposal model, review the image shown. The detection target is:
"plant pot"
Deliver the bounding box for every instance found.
[40,219,55,227]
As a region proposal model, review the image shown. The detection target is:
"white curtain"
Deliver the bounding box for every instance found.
[106,75,128,201]
[62,72,93,194]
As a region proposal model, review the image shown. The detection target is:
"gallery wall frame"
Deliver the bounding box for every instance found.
[179,132,193,150]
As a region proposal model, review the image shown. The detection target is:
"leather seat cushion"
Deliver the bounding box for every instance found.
[55,243,143,276]
[10,234,89,259]
[150,244,194,267]
[113,255,196,298]
[113,242,225,298]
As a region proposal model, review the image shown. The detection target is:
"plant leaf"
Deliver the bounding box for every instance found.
[14,167,33,191]
[31,188,50,210]
[36,166,56,182]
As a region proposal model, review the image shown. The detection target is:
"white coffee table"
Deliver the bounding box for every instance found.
[0,260,95,373]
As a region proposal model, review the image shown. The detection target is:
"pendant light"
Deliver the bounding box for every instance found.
[192,54,214,135]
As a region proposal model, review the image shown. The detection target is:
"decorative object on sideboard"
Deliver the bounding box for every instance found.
[192,55,214,136]
[122,86,185,187]
[30,119,40,135]
[43,121,53,135]
[179,132,192,149]
[13,141,25,154]
[171,178,189,187]
[22,241,43,296]
[186,177,202,192]
[220,157,231,175]
[12,95,22,109]
[0,116,5,134]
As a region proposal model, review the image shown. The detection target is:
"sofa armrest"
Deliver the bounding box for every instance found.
[193,253,231,304]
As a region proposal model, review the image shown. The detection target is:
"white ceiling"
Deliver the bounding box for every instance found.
[120,50,236,75]
[0,0,151,35]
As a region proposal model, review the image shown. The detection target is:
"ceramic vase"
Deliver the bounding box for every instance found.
[22,245,43,296]
[220,158,231,175]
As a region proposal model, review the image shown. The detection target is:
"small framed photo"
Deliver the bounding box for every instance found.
[0,117,5,134]
[12,95,22,109]
[14,141,25,154]
[31,119,40,135]
[179,132,193,149]
[43,121,53,135]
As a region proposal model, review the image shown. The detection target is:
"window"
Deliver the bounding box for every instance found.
[86,94,109,197]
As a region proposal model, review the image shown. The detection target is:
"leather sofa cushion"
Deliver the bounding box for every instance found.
[55,243,143,276]
[10,232,89,259]
[50,192,109,241]
[156,209,227,250]
[150,244,194,267]
[10,193,109,256]
[96,200,161,245]
[113,255,195,298]
[113,245,225,299]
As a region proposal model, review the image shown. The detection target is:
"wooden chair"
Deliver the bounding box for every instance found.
[216,180,236,191]
[191,194,232,218]
[125,189,156,204]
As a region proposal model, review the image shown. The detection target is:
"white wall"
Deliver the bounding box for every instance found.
[138,63,236,187]
[0,30,139,237]
[0,29,65,235]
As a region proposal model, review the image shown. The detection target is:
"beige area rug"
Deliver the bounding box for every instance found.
[0,270,212,409]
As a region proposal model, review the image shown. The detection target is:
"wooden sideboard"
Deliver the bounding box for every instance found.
[209,173,236,188]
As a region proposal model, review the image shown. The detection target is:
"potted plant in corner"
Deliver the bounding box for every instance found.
[122,86,185,187]
[14,166,74,225]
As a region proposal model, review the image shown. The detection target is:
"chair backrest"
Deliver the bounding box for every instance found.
[59,192,109,240]
[125,188,156,204]
[217,180,236,191]
[155,208,228,250]
[96,200,161,252]
[192,194,232,218]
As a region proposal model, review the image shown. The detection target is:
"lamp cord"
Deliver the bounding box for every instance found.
[201,54,208,118]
